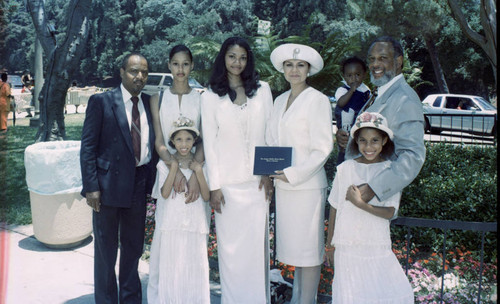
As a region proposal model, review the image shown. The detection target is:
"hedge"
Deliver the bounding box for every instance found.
[325,142,497,263]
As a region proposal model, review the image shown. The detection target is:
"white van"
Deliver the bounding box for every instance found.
[143,73,205,96]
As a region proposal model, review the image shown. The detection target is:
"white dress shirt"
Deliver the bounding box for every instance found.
[120,84,151,166]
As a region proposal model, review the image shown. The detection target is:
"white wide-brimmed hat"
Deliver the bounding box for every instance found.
[350,112,393,139]
[168,116,200,139]
[270,43,324,76]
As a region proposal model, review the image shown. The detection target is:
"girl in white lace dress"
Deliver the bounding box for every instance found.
[147,118,211,303]
[325,112,414,303]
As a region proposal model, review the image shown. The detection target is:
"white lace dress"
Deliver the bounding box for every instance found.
[147,162,211,304]
[327,159,414,303]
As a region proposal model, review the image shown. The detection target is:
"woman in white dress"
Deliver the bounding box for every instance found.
[149,44,203,203]
[201,36,274,303]
[266,43,333,304]
[148,117,211,303]
[325,112,414,303]
[147,45,206,302]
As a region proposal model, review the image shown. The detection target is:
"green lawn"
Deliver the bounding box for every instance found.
[0,113,85,224]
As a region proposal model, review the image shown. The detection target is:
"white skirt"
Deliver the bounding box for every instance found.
[275,188,326,266]
[332,244,414,304]
[147,229,210,304]
[216,181,270,304]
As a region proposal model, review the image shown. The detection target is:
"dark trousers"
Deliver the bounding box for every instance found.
[93,167,147,304]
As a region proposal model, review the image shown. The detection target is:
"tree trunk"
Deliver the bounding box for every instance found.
[447,0,497,88]
[26,0,92,142]
[423,35,449,93]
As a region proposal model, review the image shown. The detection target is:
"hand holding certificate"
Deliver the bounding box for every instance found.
[253,146,292,175]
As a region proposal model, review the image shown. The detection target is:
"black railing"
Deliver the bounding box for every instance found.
[424,113,497,147]
[391,217,497,304]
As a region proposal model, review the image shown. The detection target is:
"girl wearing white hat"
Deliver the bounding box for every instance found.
[148,117,212,303]
[325,112,414,303]
[201,37,274,303]
[266,43,333,304]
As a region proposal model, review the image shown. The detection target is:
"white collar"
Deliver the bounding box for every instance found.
[377,74,403,98]
[341,80,370,93]
[120,84,137,103]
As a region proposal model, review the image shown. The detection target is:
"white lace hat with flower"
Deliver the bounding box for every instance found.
[169,116,200,138]
[350,112,393,139]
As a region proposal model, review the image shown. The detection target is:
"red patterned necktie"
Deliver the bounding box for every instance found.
[365,87,378,109]
[130,96,141,165]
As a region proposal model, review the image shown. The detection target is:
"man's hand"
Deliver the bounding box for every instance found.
[86,191,101,212]
[210,189,225,214]
[336,129,349,149]
[357,183,375,203]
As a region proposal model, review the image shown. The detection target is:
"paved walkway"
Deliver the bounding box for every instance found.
[1,224,222,304]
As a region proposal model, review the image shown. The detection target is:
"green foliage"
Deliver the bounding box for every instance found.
[2,1,35,73]
[3,0,495,98]
[325,143,497,263]
[399,143,497,262]
[402,143,497,222]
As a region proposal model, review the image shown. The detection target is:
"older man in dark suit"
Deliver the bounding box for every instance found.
[80,52,155,304]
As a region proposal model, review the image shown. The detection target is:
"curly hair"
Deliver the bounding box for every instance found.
[349,127,395,160]
[368,36,404,59]
[341,56,367,74]
[208,37,260,102]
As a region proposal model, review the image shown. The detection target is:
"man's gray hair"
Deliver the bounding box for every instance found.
[369,36,404,59]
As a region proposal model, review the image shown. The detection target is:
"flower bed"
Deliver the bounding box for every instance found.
[144,198,497,303]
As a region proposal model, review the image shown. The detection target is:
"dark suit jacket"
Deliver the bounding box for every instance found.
[80,87,156,208]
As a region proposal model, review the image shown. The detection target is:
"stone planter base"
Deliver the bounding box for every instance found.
[30,191,92,249]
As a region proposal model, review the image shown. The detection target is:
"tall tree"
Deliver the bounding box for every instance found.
[1,1,35,73]
[0,0,8,69]
[447,0,496,87]
[346,0,451,93]
[26,0,91,141]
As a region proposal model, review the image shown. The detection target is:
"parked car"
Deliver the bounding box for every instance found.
[7,75,24,95]
[422,94,497,136]
[143,72,205,96]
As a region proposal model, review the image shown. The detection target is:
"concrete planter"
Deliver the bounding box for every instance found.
[24,141,92,248]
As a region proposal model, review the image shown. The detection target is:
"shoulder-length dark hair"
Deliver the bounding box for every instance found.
[208,37,260,102]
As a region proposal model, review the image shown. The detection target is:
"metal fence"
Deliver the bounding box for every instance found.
[424,113,497,147]
[391,217,497,304]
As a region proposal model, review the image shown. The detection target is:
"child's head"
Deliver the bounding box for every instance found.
[348,112,394,162]
[168,116,201,154]
[341,56,367,88]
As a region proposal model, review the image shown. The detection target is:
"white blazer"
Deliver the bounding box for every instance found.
[266,87,333,190]
[201,81,273,191]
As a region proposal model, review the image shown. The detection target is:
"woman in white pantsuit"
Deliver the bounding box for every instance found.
[267,44,333,304]
[201,37,274,304]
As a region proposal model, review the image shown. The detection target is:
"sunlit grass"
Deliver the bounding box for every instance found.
[0,113,85,224]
